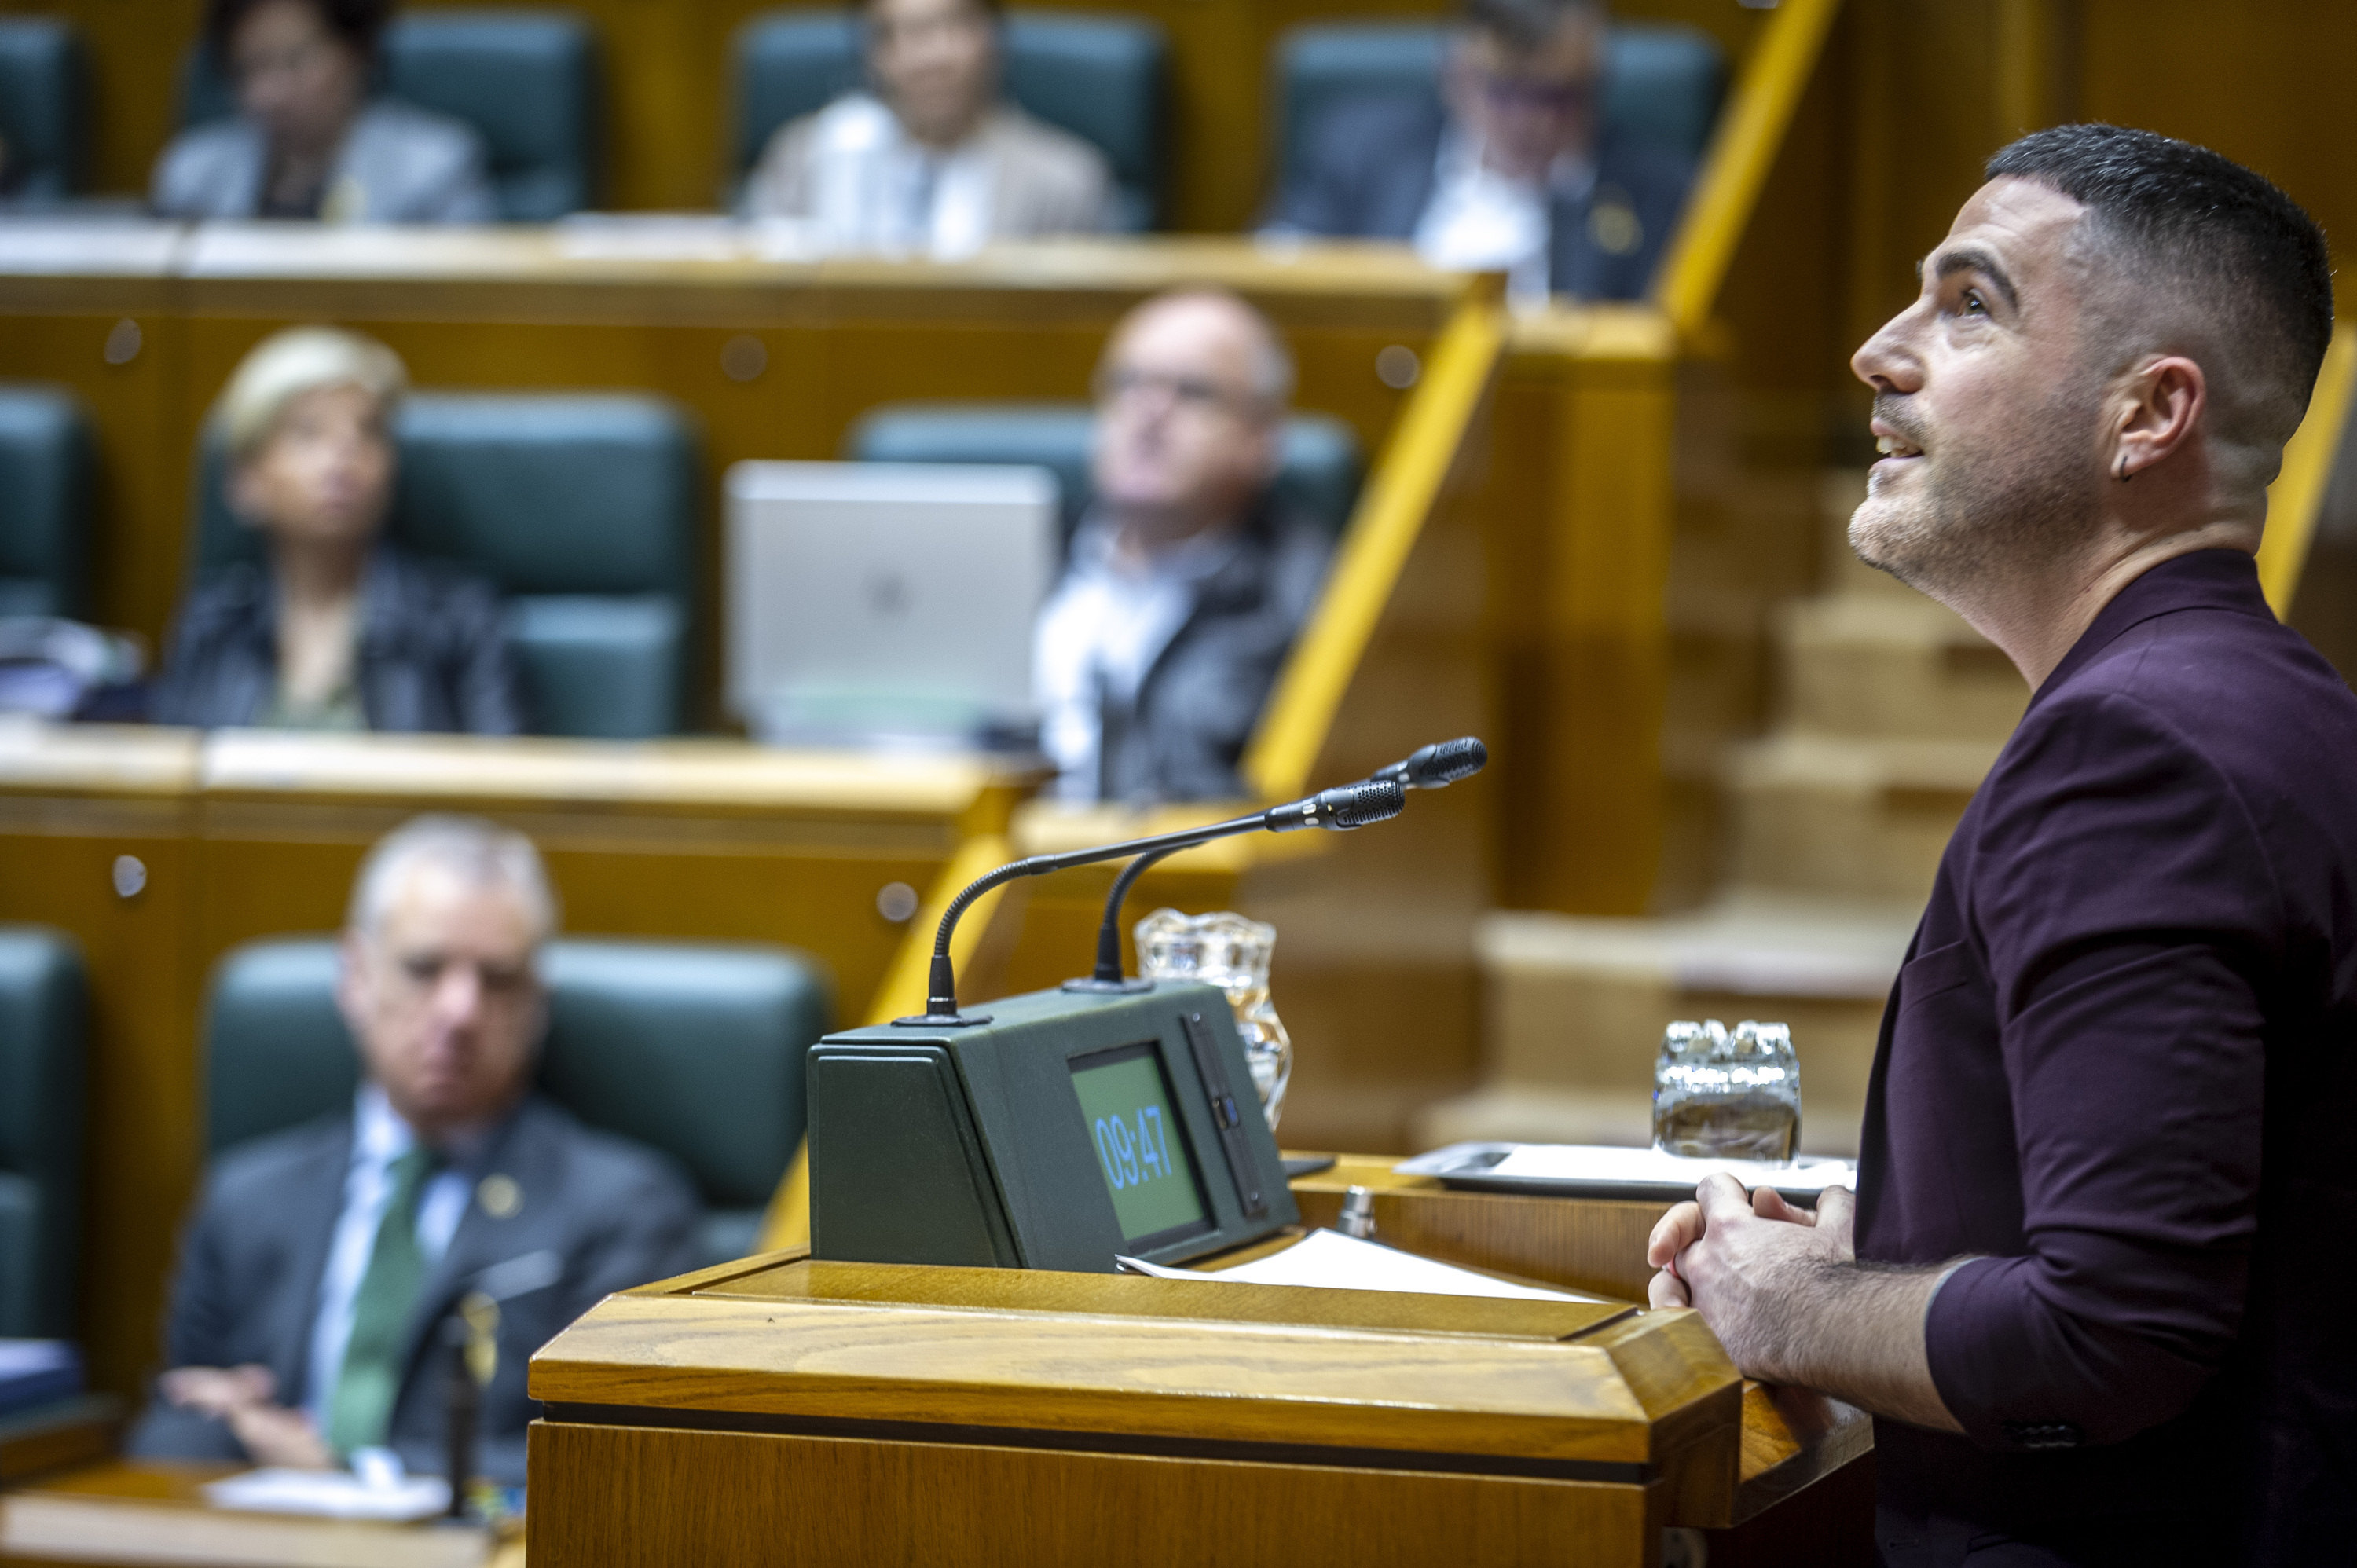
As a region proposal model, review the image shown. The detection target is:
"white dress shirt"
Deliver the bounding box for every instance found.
[301,1086,480,1430]
[1412,130,1596,310]
[803,93,997,259]
[1032,516,1242,801]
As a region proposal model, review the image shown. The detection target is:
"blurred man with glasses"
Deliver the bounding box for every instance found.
[1032,289,1330,801]
[1267,0,1692,306]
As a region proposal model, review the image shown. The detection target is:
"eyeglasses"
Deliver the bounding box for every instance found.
[1094,365,1266,418]
[1474,73,1593,115]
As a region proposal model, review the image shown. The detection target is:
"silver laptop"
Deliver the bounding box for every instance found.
[724,460,1059,747]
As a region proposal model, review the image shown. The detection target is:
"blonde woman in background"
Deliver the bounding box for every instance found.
[152,327,522,733]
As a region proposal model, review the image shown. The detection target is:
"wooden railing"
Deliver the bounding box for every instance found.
[1650,0,1845,343]
[2257,321,2357,615]
[1243,288,1508,800]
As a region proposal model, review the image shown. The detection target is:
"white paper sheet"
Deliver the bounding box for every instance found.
[1484,1144,1856,1192]
[1118,1227,1605,1303]
[203,1467,449,1522]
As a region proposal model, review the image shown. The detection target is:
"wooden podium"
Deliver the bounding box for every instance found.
[526,1167,1871,1566]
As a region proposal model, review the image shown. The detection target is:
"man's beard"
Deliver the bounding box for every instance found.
[1849,389,2103,601]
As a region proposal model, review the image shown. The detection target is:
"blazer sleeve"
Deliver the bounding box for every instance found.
[438,576,527,736]
[1924,688,2275,1448]
[1263,110,1363,236]
[123,1178,257,1463]
[740,117,818,220]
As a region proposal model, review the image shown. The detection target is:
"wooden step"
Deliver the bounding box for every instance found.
[1413,896,1923,1157]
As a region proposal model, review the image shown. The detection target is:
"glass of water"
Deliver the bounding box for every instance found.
[1652,1019,1802,1163]
[1134,907,1294,1129]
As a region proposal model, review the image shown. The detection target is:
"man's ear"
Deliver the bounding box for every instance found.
[332,929,371,1042]
[2112,354,2207,482]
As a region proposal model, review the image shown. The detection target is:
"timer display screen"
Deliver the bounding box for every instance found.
[1069,1042,1211,1247]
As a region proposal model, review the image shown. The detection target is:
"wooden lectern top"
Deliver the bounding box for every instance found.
[533,1249,1745,1512]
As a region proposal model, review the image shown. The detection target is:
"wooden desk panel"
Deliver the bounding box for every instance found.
[529,1420,1663,1567]
[0,723,1031,1399]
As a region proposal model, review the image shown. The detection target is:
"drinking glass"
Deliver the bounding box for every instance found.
[1134,908,1294,1128]
[1651,1019,1802,1163]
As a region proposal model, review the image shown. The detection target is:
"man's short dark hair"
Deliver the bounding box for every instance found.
[1986,124,2333,433]
[1461,0,1601,57]
[206,0,393,60]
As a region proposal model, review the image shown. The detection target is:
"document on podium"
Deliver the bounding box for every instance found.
[1118,1228,1607,1302]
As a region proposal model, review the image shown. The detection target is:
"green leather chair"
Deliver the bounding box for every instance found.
[189,392,699,738]
[0,926,87,1340]
[178,9,600,220]
[732,8,1168,231]
[0,19,86,200]
[1269,20,1727,204]
[845,401,1364,551]
[0,384,91,620]
[202,936,830,1268]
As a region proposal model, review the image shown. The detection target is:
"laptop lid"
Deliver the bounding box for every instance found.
[724,460,1058,745]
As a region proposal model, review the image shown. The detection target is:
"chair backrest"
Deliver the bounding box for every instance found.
[202,935,830,1269]
[1269,20,1727,202]
[732,8,1167,231]
[179,9,600,220]
[0,383,90,620]
[0,19,85,199]
[0,925,86,1339]
[189,391,698,738]
[844,401,1364,551]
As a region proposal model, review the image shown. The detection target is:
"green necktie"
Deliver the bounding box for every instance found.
[326,1144,439,1459]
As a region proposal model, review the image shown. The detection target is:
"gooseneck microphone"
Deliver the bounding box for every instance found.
[1072,736,1493,993]
[1376,735,1488,791]
[900,778,1406,1026]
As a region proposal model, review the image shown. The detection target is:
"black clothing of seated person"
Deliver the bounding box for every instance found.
[1032,289,1331,803]
[130,816,699,1485]
[151,327,523,733]
[1264,0,1692,304]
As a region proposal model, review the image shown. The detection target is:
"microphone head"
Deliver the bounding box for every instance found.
[1404,736,1487,789]
[1315,776,1406,830]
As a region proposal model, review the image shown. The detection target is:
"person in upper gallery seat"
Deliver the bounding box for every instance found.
[1263,0,1691,308]
[152,0,496,224]
[739,0,1113,255]
[151,327,523,733]
[130,815,699,1484]
[1032,288,1329,803]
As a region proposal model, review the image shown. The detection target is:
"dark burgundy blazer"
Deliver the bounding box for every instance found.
[1855,549,2357,1566]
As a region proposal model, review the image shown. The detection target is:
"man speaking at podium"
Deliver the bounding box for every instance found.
[1647,127,2354,1561]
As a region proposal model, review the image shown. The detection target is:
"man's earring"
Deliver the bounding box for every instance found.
[2115,452,2132,483]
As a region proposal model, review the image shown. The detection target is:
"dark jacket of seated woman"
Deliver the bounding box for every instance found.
[150,323,524,735]
[152,545,522,732]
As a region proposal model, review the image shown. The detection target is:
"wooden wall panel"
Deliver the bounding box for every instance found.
[0,803,200,1398]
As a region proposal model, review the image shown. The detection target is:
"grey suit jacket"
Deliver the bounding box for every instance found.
[1266,94,1694,302]
[742,97,1112,238]
[151,99,498,224]
[150,543,526,735]
[127,1094,701,1485]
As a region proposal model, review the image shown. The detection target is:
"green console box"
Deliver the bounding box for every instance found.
[808,982,1299,1271]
